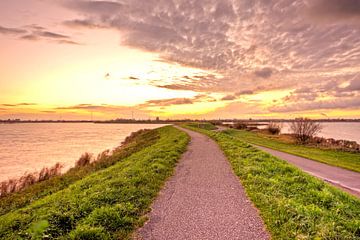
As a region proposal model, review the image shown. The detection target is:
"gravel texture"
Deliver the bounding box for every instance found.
[136,127,269,240]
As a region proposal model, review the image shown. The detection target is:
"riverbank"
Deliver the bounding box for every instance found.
[0,126,189,239]
[223,129,360,173]
[183,123,360,239]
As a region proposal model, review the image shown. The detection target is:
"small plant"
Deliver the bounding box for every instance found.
[233,122,247,130]
[267,122,282,135]
[290,118,322,144]
[75,152,93,167]
[0,163,63,197]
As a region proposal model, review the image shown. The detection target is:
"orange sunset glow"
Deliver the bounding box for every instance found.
[1,0,359,120]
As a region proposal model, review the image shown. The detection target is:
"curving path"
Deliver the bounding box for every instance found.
[136,127,269,240]
[215,126,359,198]
[254,145,360,198]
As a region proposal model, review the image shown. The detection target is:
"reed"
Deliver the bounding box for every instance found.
[0,163,63,197]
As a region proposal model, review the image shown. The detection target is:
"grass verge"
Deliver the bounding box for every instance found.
[224,129,360,173]
[184,124,360,239]
[0,126,189,239]
[0,128,160,216]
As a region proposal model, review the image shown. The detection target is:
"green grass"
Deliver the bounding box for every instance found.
[0,128,160,216]
[184,124,360,239]
[0,126,189,239]
[185,122,218,130]
[224,129,360,173]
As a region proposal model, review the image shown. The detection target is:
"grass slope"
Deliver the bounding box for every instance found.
[224,129,360,173]
[0,126,189,239]
[184,124,360,239]
[0,128,160,216]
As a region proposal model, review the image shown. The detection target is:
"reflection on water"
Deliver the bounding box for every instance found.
[0,123,166,181]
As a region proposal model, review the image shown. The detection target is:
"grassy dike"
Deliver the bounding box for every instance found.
[225,129,360,173]
[184,123,360,239]
[0,126,189,239]
[0,129,161,216]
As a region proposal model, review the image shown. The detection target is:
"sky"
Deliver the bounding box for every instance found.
[0,0,359,120]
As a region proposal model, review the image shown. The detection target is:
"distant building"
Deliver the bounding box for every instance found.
[156,117,160,121]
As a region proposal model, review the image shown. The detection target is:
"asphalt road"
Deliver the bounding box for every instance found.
[254,145,360,198]
[136,127,269,240]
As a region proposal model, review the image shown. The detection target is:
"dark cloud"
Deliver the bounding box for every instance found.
[20,34,39,41]
[37,31,70,39]
[254,68,273,79]
[236,90,254,95]
[0,25,27,35]
[221,95,236,101]
[1,103,37,107]
[64,0,124,14]
[63,19,104,29]
[344,77,360,91]
[270,97,360,112]
[307,0,360,22]
[145,98,193,106]
[56,39,81,45]
[0,24,79,45]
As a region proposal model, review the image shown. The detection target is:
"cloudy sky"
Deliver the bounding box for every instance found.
[0,0,359,120]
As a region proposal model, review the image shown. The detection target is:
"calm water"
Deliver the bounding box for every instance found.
[281,122,360,143]
[0,123,166,182]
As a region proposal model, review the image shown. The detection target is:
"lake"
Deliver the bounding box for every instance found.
[0,123,167,182]
[258,122,360,143]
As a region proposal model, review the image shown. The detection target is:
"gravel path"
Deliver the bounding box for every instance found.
[136,127,269,240]
[254,145,360,198]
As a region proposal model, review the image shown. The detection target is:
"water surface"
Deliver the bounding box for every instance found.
[0,123,166,181]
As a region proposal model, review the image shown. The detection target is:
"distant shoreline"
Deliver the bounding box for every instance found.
[1,119,360,124]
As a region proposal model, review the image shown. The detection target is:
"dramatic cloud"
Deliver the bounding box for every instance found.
[3,0,358,117]
[62,0,360,97]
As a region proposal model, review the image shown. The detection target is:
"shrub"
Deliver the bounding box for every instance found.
[69,225,110,240]
[75,153,93,167]
[290,118,322,144]
[267,122,282,135]
[233,122,247,130]
[0,163,63,197]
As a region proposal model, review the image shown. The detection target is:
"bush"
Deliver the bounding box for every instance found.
[233,122,247,130]
[267,122,282,135]
[290,118,322,144]
[75,153,93,167]
[69,225,110,240]
[0,163,63,197]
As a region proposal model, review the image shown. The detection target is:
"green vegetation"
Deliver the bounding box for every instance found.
[184,123,360,239]
[0,126,189,239]
[0,128,160,216]
[185,122,218,130]
[224,129,360,173]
